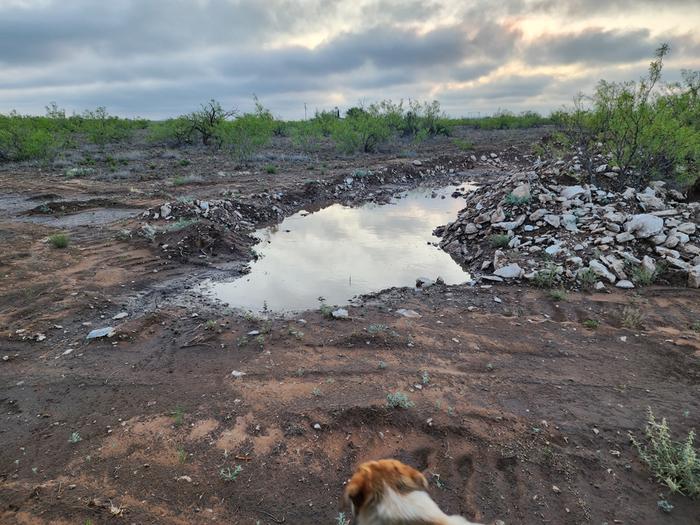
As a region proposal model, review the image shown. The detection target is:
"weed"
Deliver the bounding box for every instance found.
[430,473,445,489]
[621,306,644,329]
[177,447,187,464]
[378,361,388,370]
[171,406,185,427]
[489,234,510,248]
[630,266,656,286]
[179,159,190,167]
[533,264,559,288]
[691,321,700,333]
[48,233,69,249]
[219,465,243,482]
[254,334,265,348]
[504,192,530,205]
[549,289,567,301]
[367,323,389,334]
[658,500,674,513]
[386,391,414,409]
[172,175,189,186]
[577,268,598,289]
[583,319,600,329]
[336,512,350,525]
[629,407,699,497]
[452,137,474,151]
[68,432,82,444]
[420,371,430,385]
[164,218,198,232]
[319,303,334,319]
[205,320,218,330]
[312,387,322,397]
[264,164,277,174]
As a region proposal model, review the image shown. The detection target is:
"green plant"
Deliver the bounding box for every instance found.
[452,137,474,151]
[630,408,699,497]
[420,371,430,385]
[386,391,414,409]
[621,306,644,329]
[489,234,510,248]
[549,289,567,301]
[691,321,700,333]
[219,465,243,482]
[336,512,350,525]
[583,319,600,329]
[217,97,275,162]
[367,324,388,335]
[205,319,218,330]
[177,447,187,464]
[378,361,387,370]
[532,265,559,288]
[179,159,191,167]
[319,303,334,319]
[504,192,530,205]
[48,233,69,249]
[265,164,277,174]
[630,265,656,286]
[68,432,82,444]
[171,406,185,427]
[312,387,322,397]
[577,268,598,289]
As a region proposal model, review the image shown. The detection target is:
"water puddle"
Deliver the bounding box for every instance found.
[199,184,475,313]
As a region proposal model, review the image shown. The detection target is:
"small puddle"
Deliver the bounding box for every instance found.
[199,184,475,313]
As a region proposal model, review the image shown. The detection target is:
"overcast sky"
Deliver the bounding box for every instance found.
[1,0,699,119]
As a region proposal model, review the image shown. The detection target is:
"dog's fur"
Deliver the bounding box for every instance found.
[345,459,483,525]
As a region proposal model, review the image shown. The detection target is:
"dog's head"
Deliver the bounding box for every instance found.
[344,459,429,514]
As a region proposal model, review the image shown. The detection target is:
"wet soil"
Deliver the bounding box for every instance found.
[1,128,699,524]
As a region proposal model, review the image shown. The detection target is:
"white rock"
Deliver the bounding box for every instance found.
[642,256,657,274]
[689,265,700,288]
[511,184,530,199]
[544,214,561,228]
[112,312,128,320]
[562,214,578,232]
[493,263,524,279]
[589,260,616,283]
[560,185,586,200]
[625,214,664,238]
[594,281,606,290]
[160,203,172,219]
[396,309,421,318]
[331,308,349,319]
[616,280,635,289]
[677,222,696,235]
[615,232,635,243]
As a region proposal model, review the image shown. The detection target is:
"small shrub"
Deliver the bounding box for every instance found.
[452,138,474,151]
[367,323,389,334]
[219,465,243,482]
[312,387,322,397]
[420,371,430,385]
[583,319,600,329]
[48,233,69,249]
[171,406,185,427]
[378,361,388,370]
[177,447,187,464]
[319,303,334,319]
[629,408,699,497]
[577,268,598,289]
[504,193,530,205]
[336,512,350,525]
[621,306,644,329]
[691,321,700,333]
[549,289,567,301]
[68,432,82,444]
[489,234,510,248]
[386,391,414,409]
[532,265,559,288]
[264,164,277,174]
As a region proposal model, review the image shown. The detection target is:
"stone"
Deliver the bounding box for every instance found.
[545,243,565,257]
[560,185,586,200]
[464,223,478,234]
[595,164,608,173]
[594,281,606,290]
[636,189,665,211]
[589,260,616,283]
[677,222,696,235]
[511,183,530,200]
[544,214,561,228]
[493,263,524,279]
[689,265,700,288]
[490,208,506,223]
[160,203,172,219]
[625,214,664,238]
[331,308,349,319]
[641,256,657,274]
[396,309,421,318]
[112,312,128,320]
[615,232,635,243]
[86,327,115,339]
[562,214,578,232]
[615,280,635,289]
[529,209,548,221]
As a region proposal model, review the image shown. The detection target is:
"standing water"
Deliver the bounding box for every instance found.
[199,184,474,312]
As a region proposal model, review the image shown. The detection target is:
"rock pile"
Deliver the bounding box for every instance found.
[436,171,700,289]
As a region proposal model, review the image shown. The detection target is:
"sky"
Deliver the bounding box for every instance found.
[1,0,699,119]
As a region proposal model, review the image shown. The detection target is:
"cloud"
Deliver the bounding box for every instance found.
[0,0,699,118]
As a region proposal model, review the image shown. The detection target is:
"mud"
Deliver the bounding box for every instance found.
[1,128,699,524]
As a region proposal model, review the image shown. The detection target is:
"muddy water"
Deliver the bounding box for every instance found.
[200,184,474,312]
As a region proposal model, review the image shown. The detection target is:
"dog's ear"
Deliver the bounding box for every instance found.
[344,474,368,513]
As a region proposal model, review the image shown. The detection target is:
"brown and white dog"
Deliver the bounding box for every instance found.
[345,459,483,525]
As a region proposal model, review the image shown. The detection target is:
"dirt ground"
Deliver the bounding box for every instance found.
[1,129,699,524]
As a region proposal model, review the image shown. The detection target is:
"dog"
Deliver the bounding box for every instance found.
[345,459,483,525]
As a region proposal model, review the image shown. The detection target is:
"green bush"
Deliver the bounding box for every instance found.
[148,116,196,146]
[216,99,275,162]
[48,233,69,248]
[630,408,699,498]
[556,44,700,188]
